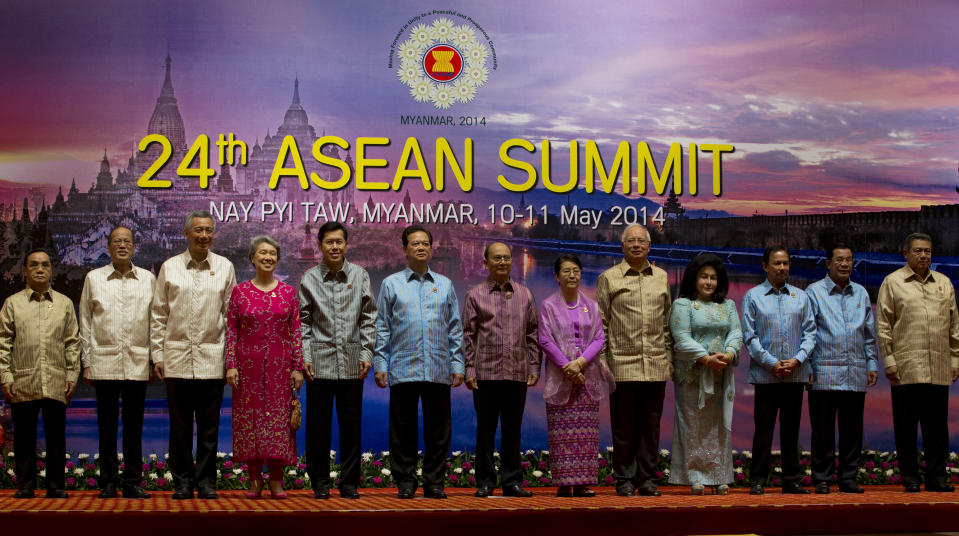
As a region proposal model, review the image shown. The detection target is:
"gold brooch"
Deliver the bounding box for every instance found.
[270,292,276,297]
[583,306,589,313]
[432,287,437,293]
[693,303,700,310]
[210,271,215,276]
[347,284,353,290]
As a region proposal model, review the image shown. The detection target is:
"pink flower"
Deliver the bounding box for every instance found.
[65,462,75,470]
[522,480,529,487]
[539,477,549,485]
[224,461,233,469]
[802,476,812,485]
[521,462,531,469]
[373,477,382,485]
[800,459,810,466]
[462,462,472,470]
[604,476,615,485]
[239,476,247,483]
[87,478,97,487]
[538,461,547,470]
[734,459,743,467]
[771,478,780,486]
[468,476,475,484]
[450,475,458,483]
[120,463,125,471]
[66,477,75,486]
[298,463,307,471]
[372,460,382,468]
[225,473,233,479]
[655,471,663,479]
[598,459,607,467]
[951,475,959,483]
[140,480,147,487]
[157,478,166,487]
[295,478,304,487]
[864,461,875,470]
[37,461,45,469]
[735,473,745,481]
[869,473,878,481]
[142,463,150,471]
[881,462,890,470]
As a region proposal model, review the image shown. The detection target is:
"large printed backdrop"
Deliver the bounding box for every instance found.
[1,0,958,454]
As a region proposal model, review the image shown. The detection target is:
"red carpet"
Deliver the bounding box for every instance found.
[1,486,957,535]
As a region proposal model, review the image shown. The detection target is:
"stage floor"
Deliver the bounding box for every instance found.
[2,486,957,535]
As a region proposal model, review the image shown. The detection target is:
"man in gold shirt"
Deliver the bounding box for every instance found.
[877,232,959,493]
[596,224,673,497]
[0,249,81,499]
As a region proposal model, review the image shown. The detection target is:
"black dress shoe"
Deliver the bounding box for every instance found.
[171,487,194,500]
[46,489,69,499]
[782,484,811,494]
[572,485,595,498]
[749,484,765,495]
[814,482,830,494]
[397,487,416,499]
[339,487,360,499]
[424,487,447,499]
[503,484,533,497]
[13,489,35,499]
[616,485,636,497]
[926,483,955,493]
[474,485,493,497]
[122,486,151,499]
[556,486,572,497]
[313,487,331,499]
[196,487,219,499]
[636,485,661,497]
[98,484,118,498]
[838,482,864,494]
[904,483,921,493]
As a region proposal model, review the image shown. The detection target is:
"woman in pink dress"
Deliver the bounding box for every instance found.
[226,236,304,499]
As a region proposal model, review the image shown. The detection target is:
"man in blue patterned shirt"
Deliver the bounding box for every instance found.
[805,243,878,494]
[374,225,465,499]
[742,245,816,495]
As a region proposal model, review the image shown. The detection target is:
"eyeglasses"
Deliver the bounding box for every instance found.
[624,238,650,246]
[560,268,581,276]
[488,255,511,264]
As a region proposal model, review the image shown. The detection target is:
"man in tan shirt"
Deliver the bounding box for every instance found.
[0,249,80,499]
[79,226,154,499]
[877,232,959,493]
[151,210,236,500]
[596,224,673,497]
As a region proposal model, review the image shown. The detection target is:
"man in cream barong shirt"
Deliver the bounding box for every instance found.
[596,224,673,498]
[151,210,235,500]
[79,226,154,499]
[0,249,80,499]
[877,232,959,494]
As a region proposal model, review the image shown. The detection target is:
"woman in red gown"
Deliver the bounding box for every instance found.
[226,236,304,499]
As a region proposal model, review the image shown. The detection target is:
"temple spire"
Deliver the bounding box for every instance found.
[292,75,300,106]
[160,53,175,100]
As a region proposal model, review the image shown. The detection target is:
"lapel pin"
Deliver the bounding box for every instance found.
[432,287,437,293]
[347,284,353,290]
[210,271,215,277]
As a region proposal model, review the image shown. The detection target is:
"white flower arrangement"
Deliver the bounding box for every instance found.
[532,470,543,478]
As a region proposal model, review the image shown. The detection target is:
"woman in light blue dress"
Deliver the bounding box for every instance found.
[669,254,742,495]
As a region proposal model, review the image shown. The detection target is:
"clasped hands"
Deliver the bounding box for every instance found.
[698,352,732,372]
[771,358,801,378]
[562,357,587,385]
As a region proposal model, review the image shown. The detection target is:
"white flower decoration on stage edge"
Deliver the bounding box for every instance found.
[396,18,490,109]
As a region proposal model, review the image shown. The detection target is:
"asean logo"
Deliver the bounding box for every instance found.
[396,17,490,109]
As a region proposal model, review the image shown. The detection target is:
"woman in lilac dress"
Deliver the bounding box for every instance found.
[539,254,616,497]
[225,236,304,499]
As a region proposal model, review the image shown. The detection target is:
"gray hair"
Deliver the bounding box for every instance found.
[249,235,281,260]
[902,232,932,252]
[184,210,216,233]
[620,223,650,244]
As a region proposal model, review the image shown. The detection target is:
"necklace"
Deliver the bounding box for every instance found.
[565,295,580,309]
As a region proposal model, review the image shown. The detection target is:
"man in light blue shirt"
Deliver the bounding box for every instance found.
[742,245,816,495]
[374,225,464,499]
[805,243,878,495]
